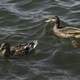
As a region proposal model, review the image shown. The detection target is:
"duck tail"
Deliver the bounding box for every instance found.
[24,40,38,50]
[29,40,38,49]
[23,40,38,54]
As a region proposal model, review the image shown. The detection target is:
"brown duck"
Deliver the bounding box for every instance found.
[45,16,80,47]
[0,40,38,57]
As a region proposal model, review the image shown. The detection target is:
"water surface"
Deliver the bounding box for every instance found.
[0,0,80,80]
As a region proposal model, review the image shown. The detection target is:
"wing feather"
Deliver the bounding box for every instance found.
[60,27,80,34]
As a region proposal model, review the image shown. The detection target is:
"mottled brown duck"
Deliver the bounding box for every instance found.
[0,40,38,57]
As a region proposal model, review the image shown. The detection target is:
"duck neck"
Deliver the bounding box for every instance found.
[53,22,61,31]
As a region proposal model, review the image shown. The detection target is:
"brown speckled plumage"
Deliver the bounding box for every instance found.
[0,40,38,57]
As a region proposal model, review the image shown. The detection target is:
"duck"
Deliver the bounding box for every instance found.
[0,40,38,57]
[45,16,80,47]
[45,16,80,38]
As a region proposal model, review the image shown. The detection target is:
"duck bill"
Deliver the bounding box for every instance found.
[45,19,55,23]
[45,19,51,22]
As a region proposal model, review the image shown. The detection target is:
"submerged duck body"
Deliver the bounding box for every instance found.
[0,40,38,57]
[45,16,80,38]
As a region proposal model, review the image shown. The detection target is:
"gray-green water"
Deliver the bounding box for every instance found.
[0,0,80,80]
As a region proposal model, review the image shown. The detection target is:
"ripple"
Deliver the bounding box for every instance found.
[55,0,80,8]
[0,0,50,22]
[0,0,80,80]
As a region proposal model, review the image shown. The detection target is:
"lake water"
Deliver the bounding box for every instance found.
[0,0,80,80]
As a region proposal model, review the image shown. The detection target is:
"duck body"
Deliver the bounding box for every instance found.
[46,16,80,38]
[53,24,73,38]
[0,40,38,57]
[53,25,80,38]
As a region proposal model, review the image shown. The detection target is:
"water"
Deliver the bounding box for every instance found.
[0,0,80,80]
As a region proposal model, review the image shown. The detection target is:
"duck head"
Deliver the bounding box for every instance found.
[0,42,10,57]
[45,16,59,22]
[45,16,62,28]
